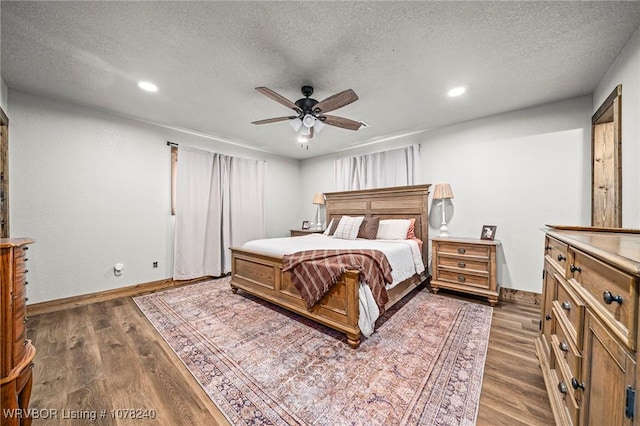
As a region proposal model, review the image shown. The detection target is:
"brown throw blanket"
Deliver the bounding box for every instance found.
[282,249,393,311]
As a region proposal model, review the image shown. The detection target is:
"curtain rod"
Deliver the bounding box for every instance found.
[167,141,178,147]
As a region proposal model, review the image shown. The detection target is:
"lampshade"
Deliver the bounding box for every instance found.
[312,193,325,205]
[433,183,454,200]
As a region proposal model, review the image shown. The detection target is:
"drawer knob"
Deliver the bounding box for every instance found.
[23,247,29,251]
[603,291,623,305]
[561,301,571,311]
[558,381,568,395]
[24,258,28,262]
[545,314,552,321]
[571,378,585,391]
[570,264,581,273]
[457,262,466,268]
[23,317,29,323]
[559,341,569,352]
[23,340,28,346]
[23,297,28,302]
[457,248,466,254]
[545,245,552,251]
[557,254,566,262]
[24,269,29,273]
[24,281,28,286]
[457,276,466,283]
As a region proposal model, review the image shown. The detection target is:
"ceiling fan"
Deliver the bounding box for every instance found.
[252,86,363,139]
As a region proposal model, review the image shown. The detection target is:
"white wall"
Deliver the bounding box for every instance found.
[300,96,592,293]
[593,26,640,228]
[9,89,300,303]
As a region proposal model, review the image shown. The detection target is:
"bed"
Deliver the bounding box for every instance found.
[229,184,431,348]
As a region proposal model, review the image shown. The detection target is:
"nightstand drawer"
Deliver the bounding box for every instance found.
[438,256,489,274]
[436,270,489,289]
[436,241,490,259]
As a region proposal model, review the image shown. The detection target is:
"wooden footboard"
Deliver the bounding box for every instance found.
[230,247,426,348]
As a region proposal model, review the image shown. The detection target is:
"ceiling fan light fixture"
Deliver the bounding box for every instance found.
[289,117,302,132]
[300,125,311,136]
[314,119,326,133]
[297,136,308,143]
[302,114,316,128]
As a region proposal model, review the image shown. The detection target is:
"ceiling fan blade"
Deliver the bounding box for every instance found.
[255,87,301,112]
[314,89,359,113]
[320,114,362,131]
[251,116,295,125]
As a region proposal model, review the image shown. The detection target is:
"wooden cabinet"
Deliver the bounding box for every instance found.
[535,226,640,425]
[1,238,35,426]
[289,229,324,237]
[430,237,500,306]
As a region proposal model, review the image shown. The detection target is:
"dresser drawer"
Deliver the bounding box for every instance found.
[437,256,489,274]
[435,242,490,259]
[553,276,585,349]
[549,356,580,426]
[551,314,581,383]
[546,236,569,273]
[436,269,489,289]
[570,249,637,350]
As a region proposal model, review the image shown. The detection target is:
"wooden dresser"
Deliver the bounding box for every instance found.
[1,238,35,426]
[431,237,500,306]
[535,226,640,425]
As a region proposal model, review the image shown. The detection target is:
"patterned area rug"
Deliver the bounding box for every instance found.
[134,277,492,425]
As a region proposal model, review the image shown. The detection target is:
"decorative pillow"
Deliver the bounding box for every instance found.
[376,219,412,240]
[406,218,416,239]
[333,216,365,240]
[327,217,341,236]
[357,217,381,239]
[323,219,334,236]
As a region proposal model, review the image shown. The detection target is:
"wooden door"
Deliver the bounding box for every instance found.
[581,311,635,425]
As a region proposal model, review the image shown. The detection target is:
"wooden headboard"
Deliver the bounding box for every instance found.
[323,184,431,263]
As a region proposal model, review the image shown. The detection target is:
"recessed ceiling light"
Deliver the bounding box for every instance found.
[138,81,158,92]
[447,87,466,97]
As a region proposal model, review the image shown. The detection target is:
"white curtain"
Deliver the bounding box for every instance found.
[174,146,266,279]
[334,144,421,191]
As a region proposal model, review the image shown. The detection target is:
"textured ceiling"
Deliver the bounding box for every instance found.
[2,1,639,159]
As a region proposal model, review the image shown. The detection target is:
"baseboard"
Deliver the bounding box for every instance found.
[27,276,215,316]
[499,288,541,306]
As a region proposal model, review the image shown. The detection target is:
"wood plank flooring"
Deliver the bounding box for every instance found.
[26,287,554,425]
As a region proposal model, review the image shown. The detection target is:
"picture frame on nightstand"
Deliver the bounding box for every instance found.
[301,220,310,230]
[481,225,497,240]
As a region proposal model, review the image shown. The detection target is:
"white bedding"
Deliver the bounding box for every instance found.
[241,234,425,337]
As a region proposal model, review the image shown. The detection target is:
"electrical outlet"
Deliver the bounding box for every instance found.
[153,261,158,268]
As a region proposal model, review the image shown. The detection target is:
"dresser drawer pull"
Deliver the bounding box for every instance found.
[571,378,585,391]
[24,281,28,286]
[457,248,466,254]
[23,269,29,274]
[29,363,34,369]
[558,381,568,395]
[545,245,552,251]
[561,301,571,311]
[457,276,466,283]
[557,254,566,262]
[570,264,581,273]
[23,247,29,251]
[559,341,569,352]
[23,317,29,323]
[545,314,552,321]
[23,297,28,303]
[603,291,623,305]
[457,262,466,268]
[22,340,28,346]
[24,258,29,262]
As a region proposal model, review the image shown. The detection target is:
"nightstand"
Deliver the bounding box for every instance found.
[290,229,324,237]
[431,237,500,306]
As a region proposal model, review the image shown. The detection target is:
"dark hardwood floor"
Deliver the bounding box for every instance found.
[26,288,554,425]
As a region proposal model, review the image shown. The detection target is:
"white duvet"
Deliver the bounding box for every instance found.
[241,234,425,337]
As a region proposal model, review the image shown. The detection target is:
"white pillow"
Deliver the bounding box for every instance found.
[333,216,364,240]
[376,219,411,240]
[323,219,334,235]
